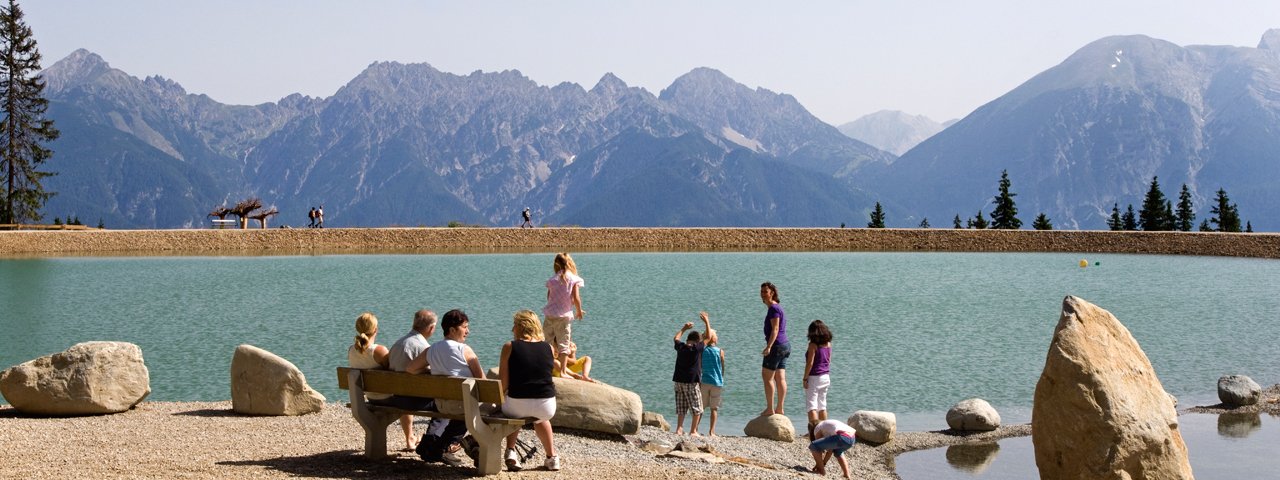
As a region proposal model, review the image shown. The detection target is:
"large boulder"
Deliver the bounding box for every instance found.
[1032,296,1193,480]
[0,341,150,415]
[848,410,896,444]
[548,377,642,434]
[744,414,795,442]
[230,344,324,416]
[946,398,1001,432]
[1217,375,1262,406]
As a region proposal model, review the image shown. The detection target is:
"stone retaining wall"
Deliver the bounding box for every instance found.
[2,228,1277,258]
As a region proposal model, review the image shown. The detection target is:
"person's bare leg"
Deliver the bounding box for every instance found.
[691,412,702,436]
[580,356,595,382]
[400,415,416,450]
[708,408,718,437]
[760,368,775,416]
[773,369,787,415]
[810,449,826,474]
[534,420,557,458]
[675,411,686,435]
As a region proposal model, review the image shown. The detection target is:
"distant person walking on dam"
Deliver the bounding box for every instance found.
[521,207,533,228]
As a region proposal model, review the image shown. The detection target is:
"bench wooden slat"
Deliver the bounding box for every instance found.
[365,405,527,426]
[336,367,505,404]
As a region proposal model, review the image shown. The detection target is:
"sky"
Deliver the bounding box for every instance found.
[23,1,1280,125]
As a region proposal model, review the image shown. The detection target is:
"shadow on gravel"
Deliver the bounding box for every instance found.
[219,450,477,479]
[172,408,242,417]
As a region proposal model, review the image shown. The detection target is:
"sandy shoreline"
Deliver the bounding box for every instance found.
[2,227,1279,258]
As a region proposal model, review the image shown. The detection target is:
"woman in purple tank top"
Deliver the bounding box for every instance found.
[803,320,833,441]
[759,282,790,417]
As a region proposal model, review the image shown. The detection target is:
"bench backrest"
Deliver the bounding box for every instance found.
[337,367,505,404]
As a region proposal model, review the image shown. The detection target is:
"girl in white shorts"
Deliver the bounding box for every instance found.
[802,320,834,441]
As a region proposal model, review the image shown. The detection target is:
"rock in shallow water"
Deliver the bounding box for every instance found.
[1217,375,1262,406]
[1032,295,1193,480]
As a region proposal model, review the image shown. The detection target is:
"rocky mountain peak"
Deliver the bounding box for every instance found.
[659,67,743,101]
[590,72,629,97]
[1260,28,1280,52]
[42,48,114,93]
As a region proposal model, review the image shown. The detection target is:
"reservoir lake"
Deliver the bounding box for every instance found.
[2,251,1277,477]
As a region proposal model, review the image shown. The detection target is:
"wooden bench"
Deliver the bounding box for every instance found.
[337,367,531,475]
[210,219,235,229]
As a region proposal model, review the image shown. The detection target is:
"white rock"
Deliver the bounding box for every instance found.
[744,413,795,442]
[0,341,150,415]
[848,410,896,444]
[946,398,1001,431]
[230,344,324,416]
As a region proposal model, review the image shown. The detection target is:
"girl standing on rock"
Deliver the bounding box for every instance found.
[543,253,586,379]
[802,320,833,440]
[759,281,790,416]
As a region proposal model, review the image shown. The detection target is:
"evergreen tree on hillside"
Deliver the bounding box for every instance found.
[1121,205,1138,231]
[1138,176,1174,231]
[989,170,1021,229]
[867,202,885,228]
[1175,184,1195,231]
[0,0,59,224]
[918,217,930,228]
[953,214,963,229]
[1032,213,1053,230]
[1199,219,1212,232]
[1209,188,1241,232]
[1107,204,1122,231]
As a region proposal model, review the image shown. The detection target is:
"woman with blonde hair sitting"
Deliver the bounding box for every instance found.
[348,312,416,451]
[499,310,560,471]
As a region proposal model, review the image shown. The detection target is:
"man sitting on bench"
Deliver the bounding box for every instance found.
[418,309,487,467]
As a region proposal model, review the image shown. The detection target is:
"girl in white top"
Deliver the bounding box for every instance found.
[347,312,416,451]
[542,253,586,379]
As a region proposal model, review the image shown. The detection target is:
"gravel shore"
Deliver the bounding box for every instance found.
[0,401,1027,479]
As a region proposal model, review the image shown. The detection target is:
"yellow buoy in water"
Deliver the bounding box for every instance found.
[1079,259,1088,268]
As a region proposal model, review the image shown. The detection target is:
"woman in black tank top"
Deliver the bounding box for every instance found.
[499,310,561,471]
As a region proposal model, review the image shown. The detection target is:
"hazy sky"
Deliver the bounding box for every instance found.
[24,1,1280,125]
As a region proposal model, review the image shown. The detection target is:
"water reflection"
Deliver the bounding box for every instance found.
[946,442,1000,473]
[1217,412,1261,438]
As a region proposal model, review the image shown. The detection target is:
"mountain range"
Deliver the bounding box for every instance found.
[838,110,954,156]
[36,29,1280,230]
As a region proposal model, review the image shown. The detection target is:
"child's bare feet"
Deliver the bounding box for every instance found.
[774,408,785,415]
[675,428,685,435]
[708,431,717,438]
[759,409,773,417]
[691,431,701,437]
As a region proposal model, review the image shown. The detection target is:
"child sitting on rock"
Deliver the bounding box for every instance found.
[671,312,711,436]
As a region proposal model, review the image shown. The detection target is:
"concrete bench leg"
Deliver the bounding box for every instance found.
[461,379,523,475]
[348,370,399,459]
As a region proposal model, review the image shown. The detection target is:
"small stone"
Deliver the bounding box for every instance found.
[642,410,670,431]
[1218,375,1262,406]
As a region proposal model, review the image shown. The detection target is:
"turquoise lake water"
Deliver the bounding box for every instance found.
[1,251,1277,476]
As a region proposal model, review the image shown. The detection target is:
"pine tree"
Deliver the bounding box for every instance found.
[0,0,59,224]
[953,214,963,229]
[867,202,886,228]
[989,170,1021,229]
[918,217,930,228]
[1138,176,1174,231]
[1198,219,1212,232]
[1122,205,1138,231]
[1209,188,1241,232]
[1032,213,1053,230]
[1246,221,1253,233]
[96,218,104,229]
[1175,184,1195,231]
[971,210,989,229]
[1107,204,1122,231]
